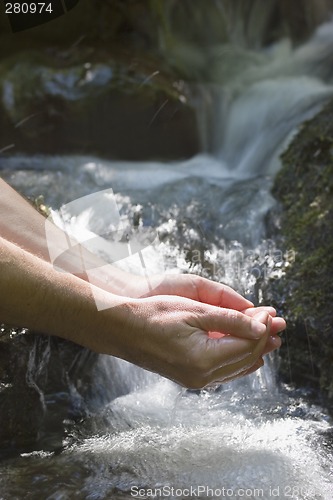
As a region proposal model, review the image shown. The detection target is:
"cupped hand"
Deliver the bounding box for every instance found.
[135,273,254,310]
[105,295,276,389]
[93,274,285,388]
[140,274,286,337]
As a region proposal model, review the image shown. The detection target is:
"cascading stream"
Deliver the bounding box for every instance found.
[1,16,333,500]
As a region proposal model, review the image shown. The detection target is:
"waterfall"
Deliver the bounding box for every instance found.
[1,14,333,500]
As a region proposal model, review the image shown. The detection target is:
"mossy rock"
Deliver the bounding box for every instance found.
[0,49,200,160]
[265,99,333,410]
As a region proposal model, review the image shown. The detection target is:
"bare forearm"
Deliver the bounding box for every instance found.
[0,178,136,294]
[0,178,49,259]
[0,237,283,388]
[0,236,126,350]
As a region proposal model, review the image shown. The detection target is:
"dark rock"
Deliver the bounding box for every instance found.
[0,51,200,160]
[0,329,45,455]
[265,99,333,411]
[0,326,100,456]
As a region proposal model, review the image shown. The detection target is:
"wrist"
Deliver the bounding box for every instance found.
[0,237,131,356]
[40,272,135,358]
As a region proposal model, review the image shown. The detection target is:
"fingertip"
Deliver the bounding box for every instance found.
[279,318,287,330]
[264,306,277,317]
[271,317,287,335]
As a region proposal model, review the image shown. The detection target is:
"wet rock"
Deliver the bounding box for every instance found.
[0,329,45,455]
[0,326,100,456]
[265,99,333,411]
[0,50,199,160]
[1,0,332,164]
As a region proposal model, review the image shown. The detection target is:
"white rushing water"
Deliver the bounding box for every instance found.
[1,17,333,500]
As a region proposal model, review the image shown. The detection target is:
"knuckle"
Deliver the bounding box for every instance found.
[193,275,204,287]
[217,285,226,303]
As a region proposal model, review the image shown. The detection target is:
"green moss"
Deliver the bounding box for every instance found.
[267,99,333,409]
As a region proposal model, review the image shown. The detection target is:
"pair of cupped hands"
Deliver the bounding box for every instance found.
[101,273,286,389]
[0,178,285,389]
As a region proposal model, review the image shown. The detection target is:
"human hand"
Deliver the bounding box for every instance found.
[132,273,286,337]
[207,307,283,385]
[99,295,275,389]
[129,273,253,308]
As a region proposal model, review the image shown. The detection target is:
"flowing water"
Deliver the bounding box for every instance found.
[1,17,333,500]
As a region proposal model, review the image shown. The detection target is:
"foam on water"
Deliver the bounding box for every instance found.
[2,372,332,499]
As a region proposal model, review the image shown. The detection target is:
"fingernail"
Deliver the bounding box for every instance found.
[251,319,267,337]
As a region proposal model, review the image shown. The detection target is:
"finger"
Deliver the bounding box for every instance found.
[208,317,283,338]
[230,356,264,380]
[197,312,270,374]
[242,306,276,317]
[209,313,271,374]
[211,357,265,386]
[242,356,264,375]
[196,278,254,310]
[192,309,269,341]
[262,334,282,356]
[204,339,265,384]
[243,308,286,335]
[270,317,286,335]
[184,316,268,389]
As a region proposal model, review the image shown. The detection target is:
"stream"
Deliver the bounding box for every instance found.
[1,15,333,500]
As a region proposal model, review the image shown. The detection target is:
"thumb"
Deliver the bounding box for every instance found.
[192,307,268,340]
[203,312,270,376]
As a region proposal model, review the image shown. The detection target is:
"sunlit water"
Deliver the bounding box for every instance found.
[1,18,333,500]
